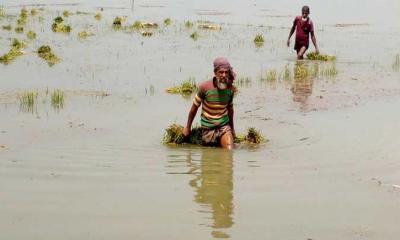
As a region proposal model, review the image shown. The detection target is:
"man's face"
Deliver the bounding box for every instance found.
[215,67,229,90]
[302,10,309,19]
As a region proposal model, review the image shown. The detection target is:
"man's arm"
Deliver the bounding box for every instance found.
[183,104,199,137]
[228,104,235,137]
[287,20,296,47]
[311,31,319,53]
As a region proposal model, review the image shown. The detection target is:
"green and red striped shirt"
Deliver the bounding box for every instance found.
[193,79,234,129]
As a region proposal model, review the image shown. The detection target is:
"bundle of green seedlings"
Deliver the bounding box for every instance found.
[19,91,38,112]
[52,16,71,33]
[163,124,266,145]
[306,52,336,61]
[0,39,26,65]
[78,30,94,40]
[166,78,198,95]
[17,8,28,26]
[164,18,172,26]
[112,16,122,29]
[185,21,194,28]
[37,45,60,66]
[131,21,158,30]
[254,34,264,46]
[190,31,199,40]
[27,30,36,40]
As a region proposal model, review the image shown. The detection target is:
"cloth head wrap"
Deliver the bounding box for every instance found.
[213,57,236,82]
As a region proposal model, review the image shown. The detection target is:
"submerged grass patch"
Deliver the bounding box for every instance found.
[51,89,64,109]
[19,90,38,112]
[17,8,28,25]
[166,78,198,95]
[321,64,338,78]
[281,65,291,81]
[163,124,266,145]
[37,45,60,66]
[306,52,336,61]
[27,30,36,40]
[0,39,26,65]
[52,16,71,33]
[392,54,400,72]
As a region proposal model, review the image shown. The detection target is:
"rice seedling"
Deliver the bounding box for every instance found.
[78,30,93,40]
[131,21,142,30]
[51,89,64,109]
[190,31,199,41]
[295,64,309,79]
[306,51,336,61]
[0,39,25,65]
[185,20,193,28]
[37,45,60,66]
[164,18,172,26]
[17,8,28,25]
[27,30,36,40]
[166,77,198,95]
[141,31,153,37]
[19,90,38,112]
[51,16,71,33]
[2,25,12,31]
[112,16,122,29]
[15,26,24,33]
[254,34,264,45]
[265,69,277,81]
[163,124,266,145]
[392,54,400,72]
[62,10,71,17]
[94,12,102,21]
[321,64,338,78]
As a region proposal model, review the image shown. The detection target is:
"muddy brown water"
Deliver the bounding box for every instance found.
[1,0,400,239]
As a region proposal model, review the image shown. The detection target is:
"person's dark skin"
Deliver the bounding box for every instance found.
[287,7,319,59]
[183,68,235,150]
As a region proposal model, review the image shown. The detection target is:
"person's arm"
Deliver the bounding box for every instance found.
[287,18,296,47]
[311,31,319,53]
[228,104,235,138]
[183,104,199,136]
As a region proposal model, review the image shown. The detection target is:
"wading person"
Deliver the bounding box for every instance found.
[287,5,319,59]
[183,57,235,150]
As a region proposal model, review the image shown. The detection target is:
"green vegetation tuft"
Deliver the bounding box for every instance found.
[265,69,277,81]
[62,10,71,17]
[185,21,193,28]
[19,90,38,112]
[94,12,102,21]
[51,89,64,108]
[37,45,60,66]
[190,31,199,41]
[112,16,122,29]
[295,64,309,79]
[166,78,198,95]
[164,18,172,26]
[27,30,36,40]
[2,24,12,31]
[78,30,93,40]
[306,52,336,61]
[0,39,26,65]
[15,26,24,33]
[52,16,71,33]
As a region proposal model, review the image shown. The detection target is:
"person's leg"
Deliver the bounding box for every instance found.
[220,131,234,150]
[297,46,307,60]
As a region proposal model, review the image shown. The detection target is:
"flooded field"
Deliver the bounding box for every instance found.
[1,0,400,239]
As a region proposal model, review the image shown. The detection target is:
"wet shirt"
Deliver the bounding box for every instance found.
[193,79,234,129]
[294,16,314,48]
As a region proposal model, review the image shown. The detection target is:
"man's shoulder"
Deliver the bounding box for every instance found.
[198,79,214,91]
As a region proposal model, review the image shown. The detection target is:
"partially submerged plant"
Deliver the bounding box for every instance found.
[94,12,102,21]
[295,64,309,79]
[166,78,198,95]
[164,18,172,26]
[0,7,5,19]
[27,30,36,40]
[321,64,338,78]
[30,8,38,16]
[185,20,193,28]
[235,77,252,88]
[141,31,153,37]
[15,26,24,33]
[52,16,71,33]
[17,8,28,25]
[62,10,71,17]
[392,54,400,72]
[112,16,122,29]
[0,39,26,65]
[78,30,93,40]
[281,65,291,81]
[306,52,336,61]
[51,89,64,109]
[265,69,277,81]
[2,25,12,31]
[37,45,60,66]
[19,90,38,112]
[254,34,264,45]
[190,31,199,41]
[243,127,265,144]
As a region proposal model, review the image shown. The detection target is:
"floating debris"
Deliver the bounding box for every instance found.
[392,54,400,72]
[51,16,71,33]
[306,52,336,61]
[2,25,12,31]
[37,45,60,66]
[164,18,172,26]
[51,89,64,109]
[166,78,198,95]
[112,16,122,29]
[190,31,199,41]
[254,34,264,46]
[0,39,26,65]
[163,124,266,145]
[94,12,102,21]
[198,23,221,30]
[27,30,36,40]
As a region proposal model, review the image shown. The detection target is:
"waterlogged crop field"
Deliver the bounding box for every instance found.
[1,1,400,239]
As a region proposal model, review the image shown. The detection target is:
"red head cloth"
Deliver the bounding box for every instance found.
[213,57,236,82]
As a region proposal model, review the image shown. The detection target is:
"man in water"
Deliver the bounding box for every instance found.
[287,5,319,59]
[183,57,235,150]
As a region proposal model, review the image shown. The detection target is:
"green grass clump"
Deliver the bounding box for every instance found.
[17,8,28,25]
[78,30,93,40]
[51,89,64,108]
[30,8,38,16]
[27,30,36,40]
[306,52,336,61]
[190,31,199,41]
[322,64,338,78]
[254,34,264,47]
[166,78,198,95]
[141,31,153,37]
[51,16,71,33]
[2,25,12,31]
[392,54,400,72]
[19,91,38,112]
[94,12,102,21]
[37,45,60,66]
[265,69,277,81]
[0,39,26,65]
[243,127,265,144]
[185,20,193,28]
[62,10,71,17]
[15,26,24,33]
[164,18,172,26]
[112,16,122,29]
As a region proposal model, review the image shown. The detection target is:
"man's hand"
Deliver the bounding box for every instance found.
[286,39,290,47]
[183,127,190,137]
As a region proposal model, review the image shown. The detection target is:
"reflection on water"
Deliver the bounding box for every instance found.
[291,62,314,110]
[167,148,234,238]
